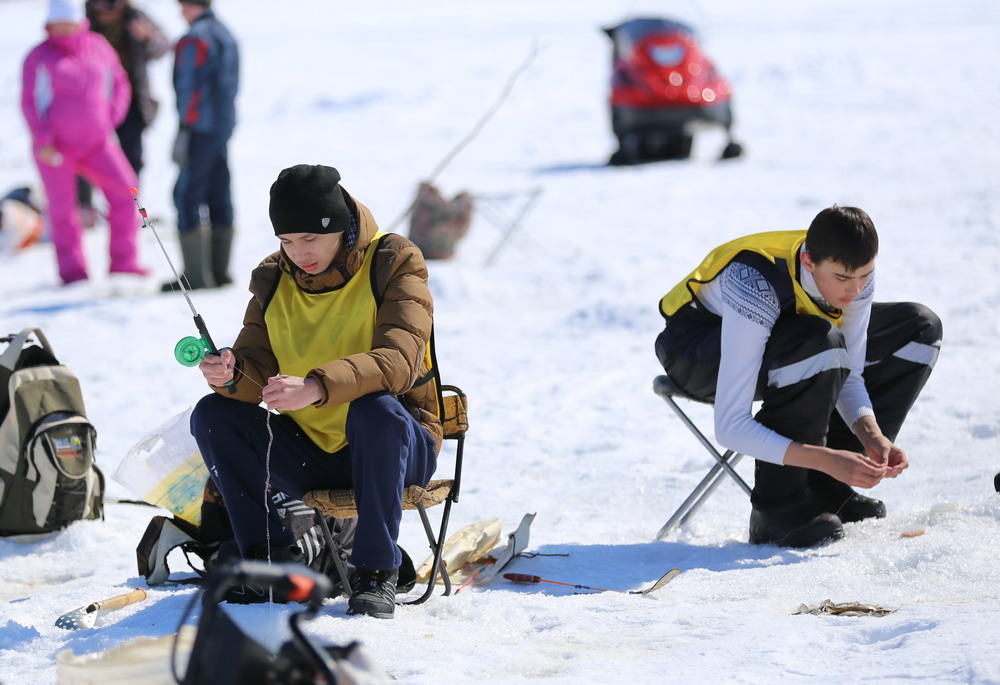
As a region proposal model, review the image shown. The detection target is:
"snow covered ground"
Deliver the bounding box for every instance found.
[2,0,999,682]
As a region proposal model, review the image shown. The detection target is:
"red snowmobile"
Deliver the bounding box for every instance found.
[604,18,743,164]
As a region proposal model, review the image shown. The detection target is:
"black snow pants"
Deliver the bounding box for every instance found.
[655,301,942,508]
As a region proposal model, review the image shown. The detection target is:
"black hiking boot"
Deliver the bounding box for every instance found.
[749,500,844,548]
[347,568,397,619]
[823,492,886,524]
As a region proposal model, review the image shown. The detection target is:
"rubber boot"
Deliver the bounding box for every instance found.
[749,500,844,548]
[210,227,235,287]
[161,229,212,292]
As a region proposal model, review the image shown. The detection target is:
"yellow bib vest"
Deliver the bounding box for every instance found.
[265,231,388,453]
[659,230,843,324]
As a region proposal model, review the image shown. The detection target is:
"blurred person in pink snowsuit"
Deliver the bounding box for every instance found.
[21,0,147,285]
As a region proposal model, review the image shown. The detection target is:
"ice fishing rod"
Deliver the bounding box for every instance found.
[131,188,236,394]
[503,569,680,596]
[453,557,497,595]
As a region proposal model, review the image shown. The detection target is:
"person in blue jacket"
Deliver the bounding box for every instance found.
[165,0,239,292]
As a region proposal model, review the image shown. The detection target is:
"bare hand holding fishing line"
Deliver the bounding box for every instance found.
[261,374,323,411]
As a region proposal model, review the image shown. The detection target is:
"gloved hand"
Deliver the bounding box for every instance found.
[172,128,191,167]
[37,145,63,166]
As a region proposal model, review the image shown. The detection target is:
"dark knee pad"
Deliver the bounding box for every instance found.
[907,302,943,344]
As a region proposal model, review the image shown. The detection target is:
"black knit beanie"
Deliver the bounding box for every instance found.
[268,164,351,236]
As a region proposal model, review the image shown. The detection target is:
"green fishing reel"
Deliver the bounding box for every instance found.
[174,335,210,367]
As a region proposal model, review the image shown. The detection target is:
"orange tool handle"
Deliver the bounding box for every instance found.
[503,573,541,583]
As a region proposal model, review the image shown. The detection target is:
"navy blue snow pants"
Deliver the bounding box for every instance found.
[190,391,437,570]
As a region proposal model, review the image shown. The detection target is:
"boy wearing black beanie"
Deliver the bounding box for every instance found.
[190,164,442,619]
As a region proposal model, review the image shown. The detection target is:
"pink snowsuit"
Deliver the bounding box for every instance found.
[21,20,145,284]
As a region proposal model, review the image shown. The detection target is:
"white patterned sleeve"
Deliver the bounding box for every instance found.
[713,263,794,464]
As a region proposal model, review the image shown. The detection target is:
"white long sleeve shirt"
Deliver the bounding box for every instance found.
[694,250,875,464]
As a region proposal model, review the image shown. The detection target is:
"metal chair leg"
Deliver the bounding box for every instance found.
[403,499,454,605]
[315,512,352,599]
[678,453,745,527]
[658,456,725,540]
[660,394,751,496]
[653,375,752,538]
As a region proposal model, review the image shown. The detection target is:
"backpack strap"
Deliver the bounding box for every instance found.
[0,327,55,372]
[368,233,391,307]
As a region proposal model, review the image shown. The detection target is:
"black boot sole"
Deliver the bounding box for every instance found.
[346,602,395,619]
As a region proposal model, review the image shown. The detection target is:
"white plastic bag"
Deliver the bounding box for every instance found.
[113,408,208,525]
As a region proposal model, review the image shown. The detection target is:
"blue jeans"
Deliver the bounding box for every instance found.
[173,130,233,233]
[191,391,437,570]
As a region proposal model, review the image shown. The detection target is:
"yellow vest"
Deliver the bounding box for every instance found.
[659,230,843,324]
[265,232,384,452]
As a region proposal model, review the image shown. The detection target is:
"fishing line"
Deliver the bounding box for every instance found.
[131,188,236,390]
[264,410,274,602]
[133,188,281,603]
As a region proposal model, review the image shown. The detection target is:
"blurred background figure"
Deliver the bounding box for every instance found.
[0,187,46,254]
[76,0,169,228]
[20,0,147,285]
[164,0,239,292]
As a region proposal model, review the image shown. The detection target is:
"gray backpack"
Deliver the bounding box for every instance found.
[0,328,103,536]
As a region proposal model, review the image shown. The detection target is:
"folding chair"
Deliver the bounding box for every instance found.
[475,187,544,267]
[652,374,752,539]
[302,384,469,605]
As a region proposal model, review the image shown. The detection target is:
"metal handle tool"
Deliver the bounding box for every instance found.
[55,588,148,630]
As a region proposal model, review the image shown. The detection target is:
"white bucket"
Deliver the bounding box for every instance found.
[55,626,195,684]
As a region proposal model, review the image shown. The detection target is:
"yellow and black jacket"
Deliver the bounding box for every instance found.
[659,230,843,325]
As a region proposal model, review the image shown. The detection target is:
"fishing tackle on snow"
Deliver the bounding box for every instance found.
[131,188,236,393]
[503,568,680,596]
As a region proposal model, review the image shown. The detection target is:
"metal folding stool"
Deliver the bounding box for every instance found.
[475,187,544,267]
[652,374,752,539]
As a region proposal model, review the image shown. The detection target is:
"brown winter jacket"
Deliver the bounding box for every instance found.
[212,190,443,453]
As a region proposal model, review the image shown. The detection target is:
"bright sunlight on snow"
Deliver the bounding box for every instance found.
[1,0,999,683]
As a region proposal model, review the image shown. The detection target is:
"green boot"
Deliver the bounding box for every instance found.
[161,229,212,292]
[210,227,235,287]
